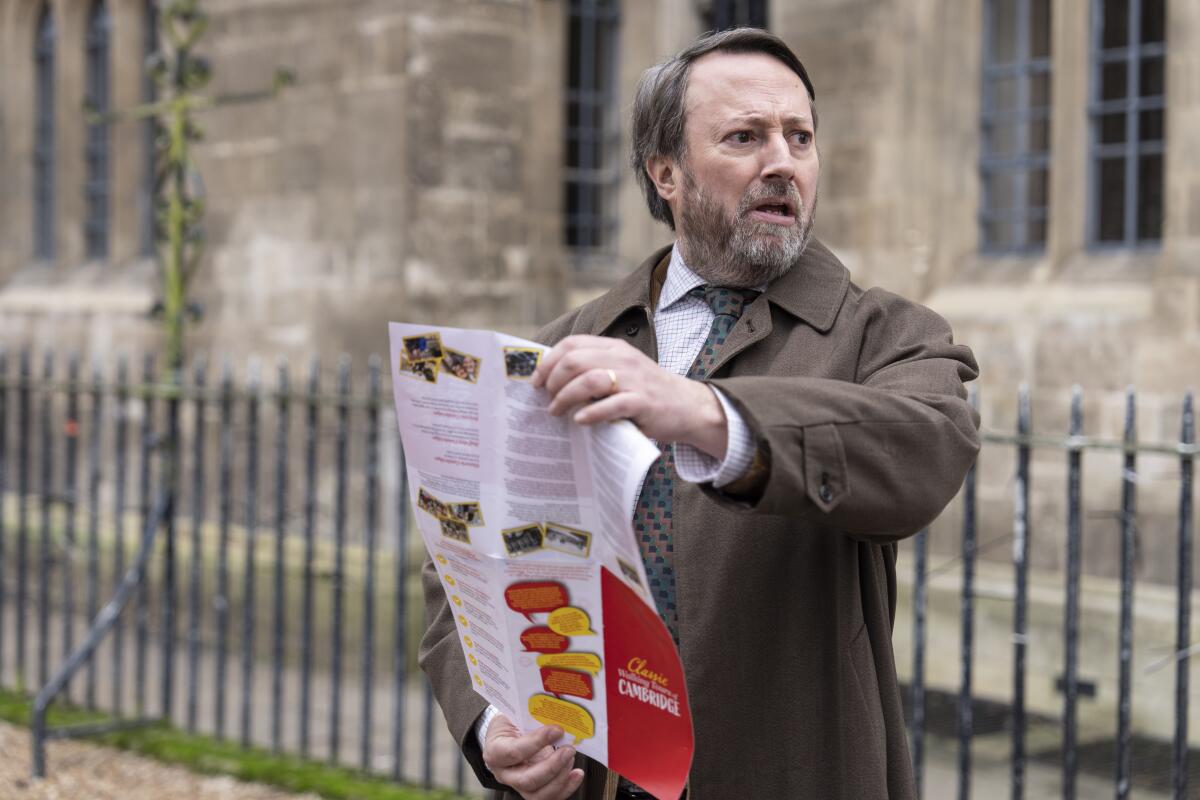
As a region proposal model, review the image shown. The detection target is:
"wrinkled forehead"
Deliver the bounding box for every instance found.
[684,51,813,126]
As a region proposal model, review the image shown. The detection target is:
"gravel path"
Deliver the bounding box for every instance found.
[0,721,322,800]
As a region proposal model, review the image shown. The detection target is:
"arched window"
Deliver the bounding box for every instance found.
[33,4,55,261]
[140,0,160,256]
[84,0,112,260]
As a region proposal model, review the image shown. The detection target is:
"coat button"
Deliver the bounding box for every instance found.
[818,472,834,504]
[625,322,640,336]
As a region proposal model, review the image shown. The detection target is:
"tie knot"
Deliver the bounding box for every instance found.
[690,286,759,319]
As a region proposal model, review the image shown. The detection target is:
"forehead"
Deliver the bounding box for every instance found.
[684,51,812,125]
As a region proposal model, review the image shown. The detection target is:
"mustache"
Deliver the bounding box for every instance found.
[737,181,803,218]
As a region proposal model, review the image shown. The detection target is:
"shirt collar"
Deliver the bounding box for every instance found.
[657,244,709,312]
[658,243,772,312]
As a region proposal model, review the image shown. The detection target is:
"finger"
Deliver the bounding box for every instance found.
[529,766,586,800]
[485,725,564,769]
[542,345,617,399]
[534,335,621,388]
[547,368,623,417]
[496,745,576,797]
[572,392,644,427]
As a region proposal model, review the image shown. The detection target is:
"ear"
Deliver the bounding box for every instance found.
[645,155,680,205]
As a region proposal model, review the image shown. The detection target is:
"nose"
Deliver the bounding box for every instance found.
[759,131,795,182]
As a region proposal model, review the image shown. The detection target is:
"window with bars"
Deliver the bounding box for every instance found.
[33,4,55,261]
[564,0,620,257]
[140,0,160,257]
[979,0,1052,254]
[84,0,112,261]
[1090,0,1165,246]
[704,0,769,31]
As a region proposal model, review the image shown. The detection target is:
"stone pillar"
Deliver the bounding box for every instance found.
[109,0,149,264]
[51,0,85,267]
[1046,0,1090,267]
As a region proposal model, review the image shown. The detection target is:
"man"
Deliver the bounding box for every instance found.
[420,28,979,799]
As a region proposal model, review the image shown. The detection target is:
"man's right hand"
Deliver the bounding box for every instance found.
[482,714,584,800]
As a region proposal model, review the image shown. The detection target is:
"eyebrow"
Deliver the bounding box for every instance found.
[724,112,813,128]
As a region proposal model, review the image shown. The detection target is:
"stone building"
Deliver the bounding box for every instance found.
[0,0,1197,745]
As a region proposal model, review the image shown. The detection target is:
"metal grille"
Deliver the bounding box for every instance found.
[140,0,160,258]
[1089,0,1166,246]
[705,0,769,31]
[33,5,55,262]
[979,0,1052,254]
[564,0,620,258]
[84,0,112,261]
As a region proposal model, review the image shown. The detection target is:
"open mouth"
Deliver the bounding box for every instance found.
[748,200,795,223]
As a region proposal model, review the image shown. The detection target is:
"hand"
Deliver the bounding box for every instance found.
[532,335,728,458]
[482,715,584,800]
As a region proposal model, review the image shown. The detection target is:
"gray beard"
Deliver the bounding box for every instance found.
[677,173,817,288]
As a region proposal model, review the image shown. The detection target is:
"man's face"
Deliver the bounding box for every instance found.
[669,52,819,287]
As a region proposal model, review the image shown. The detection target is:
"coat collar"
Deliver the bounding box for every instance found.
[587,237,851,335]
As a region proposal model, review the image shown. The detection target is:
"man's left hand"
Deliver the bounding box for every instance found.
[532,335,728,459]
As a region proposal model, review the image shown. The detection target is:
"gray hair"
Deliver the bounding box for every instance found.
[630,28,817,230]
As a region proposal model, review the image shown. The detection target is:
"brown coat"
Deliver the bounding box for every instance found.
[419,239,980,799]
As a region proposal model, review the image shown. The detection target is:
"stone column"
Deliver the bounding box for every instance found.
[109,0,149,264]
[51,0,85,267]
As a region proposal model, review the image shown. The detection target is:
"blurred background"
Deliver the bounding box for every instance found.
[0,0,1197,798]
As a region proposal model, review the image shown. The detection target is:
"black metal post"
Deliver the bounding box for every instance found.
[135,353,155,716]
[1011,384,1031,800]
[84,359,103,709]
[1063,386,1083,800]
[112,356,129,713]
[162,361,182,723]
[62,355,80,700]
[1173,392,1194,800]
[186,356,206,733]
[299,358,319,759]
[329,356,350,764]
[270,359,289,754]
[911,527,928,799]
[0,350,7,689]
[240,362,261,748]
[1116,388,1136,799]
[392,435,409,783]
[37,352,55,690]
[16,349,30,692]
[361,356,380,772]
[958,387,978,800]
[214,361,234,740]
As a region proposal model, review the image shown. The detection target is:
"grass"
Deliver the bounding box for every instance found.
[0,687,466,800]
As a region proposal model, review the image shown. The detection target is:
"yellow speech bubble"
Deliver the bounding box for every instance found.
[547,606,596,636]
[451,595,463,606]
[463,635,474,648]
[536,652,602,675]
[436,554,448,565]
[444,575,456,586]
[468,653,478,666]
[528,694,595,745]
[474,674,484,688]
[457,614,469,628]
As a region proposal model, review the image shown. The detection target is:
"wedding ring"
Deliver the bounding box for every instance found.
[606,368,619,394]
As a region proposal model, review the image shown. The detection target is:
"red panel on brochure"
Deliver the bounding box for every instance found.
[601,567,693,800]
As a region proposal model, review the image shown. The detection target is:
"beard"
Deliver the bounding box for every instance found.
[677,170,817,288]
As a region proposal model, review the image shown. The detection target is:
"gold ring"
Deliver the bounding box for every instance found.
[606,368,618,393]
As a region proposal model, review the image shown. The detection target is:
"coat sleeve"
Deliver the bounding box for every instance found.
[705,289,980,541]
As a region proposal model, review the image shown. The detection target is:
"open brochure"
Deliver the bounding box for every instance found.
[388,322,694,800]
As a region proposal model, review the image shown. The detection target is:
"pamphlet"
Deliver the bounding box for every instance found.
[388,322,694,800]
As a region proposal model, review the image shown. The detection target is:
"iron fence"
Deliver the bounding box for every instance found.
[0,349,1195,799]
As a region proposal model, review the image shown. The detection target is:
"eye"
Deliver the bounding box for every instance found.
[726,130,755,145]
[791,131,813,147]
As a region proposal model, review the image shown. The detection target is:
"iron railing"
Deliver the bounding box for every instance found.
[0,350,1194,798]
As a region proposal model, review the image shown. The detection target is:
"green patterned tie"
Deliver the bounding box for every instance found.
[633,286,758,641]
